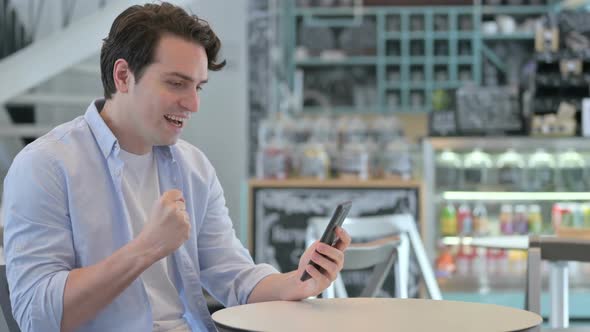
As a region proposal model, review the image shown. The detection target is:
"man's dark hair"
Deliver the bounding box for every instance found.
[100,2,226,99]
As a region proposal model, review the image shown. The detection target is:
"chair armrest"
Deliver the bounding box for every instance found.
[348,236,400,249]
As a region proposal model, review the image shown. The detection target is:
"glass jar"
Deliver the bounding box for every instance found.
[338,141,369,180]
[338,116,369,180]
[298,143,330,179]
[463,148,493,189]
[557,149,587,192]
[256,118,290,179]
[435,149,462,188]
[311,116,338,177]
[382,139,413,180]
[496,148,526,191]
[527,148,556,192]
[256,140,289,179]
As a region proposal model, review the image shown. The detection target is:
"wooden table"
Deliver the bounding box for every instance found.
[212,298,542,332]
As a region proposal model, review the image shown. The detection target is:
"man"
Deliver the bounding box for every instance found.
[2,3,351,332]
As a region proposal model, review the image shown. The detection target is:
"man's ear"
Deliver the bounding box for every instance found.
[113,59,133,94]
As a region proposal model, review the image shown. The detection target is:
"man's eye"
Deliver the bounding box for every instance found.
[197,86,203,92]
[169,81,183,88]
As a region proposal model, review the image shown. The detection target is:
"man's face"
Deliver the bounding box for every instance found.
[125,34,208,149]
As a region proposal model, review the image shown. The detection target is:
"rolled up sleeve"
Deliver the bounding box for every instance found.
[197,172,278,307]
[2,148,74,332]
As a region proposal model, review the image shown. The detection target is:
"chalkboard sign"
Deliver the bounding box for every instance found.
[455,85,524,135]
[251,184,421,297]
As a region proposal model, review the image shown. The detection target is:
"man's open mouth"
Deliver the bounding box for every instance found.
[164,114,185,128]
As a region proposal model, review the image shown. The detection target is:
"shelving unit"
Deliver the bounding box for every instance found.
[532,53,590,117]
[422,136,590,316]
[285,3,553,113]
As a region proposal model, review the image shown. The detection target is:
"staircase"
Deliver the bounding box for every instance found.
[0,0,35,179]
[0,0,193,189]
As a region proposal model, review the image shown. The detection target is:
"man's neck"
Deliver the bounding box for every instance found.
[100,99,152,155]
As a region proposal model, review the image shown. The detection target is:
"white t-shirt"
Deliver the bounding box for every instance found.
[119,149,191,332]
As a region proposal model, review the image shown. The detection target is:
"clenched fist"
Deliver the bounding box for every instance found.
[137,189,190,260]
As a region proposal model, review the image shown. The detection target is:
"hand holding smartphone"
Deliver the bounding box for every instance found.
[300,201,352,282]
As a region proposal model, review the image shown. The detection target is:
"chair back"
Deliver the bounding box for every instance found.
[0,265,20,332]
[306,213,442,300]
[306,215,402,298]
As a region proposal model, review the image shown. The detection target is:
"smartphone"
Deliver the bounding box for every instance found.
[300,200,352,282]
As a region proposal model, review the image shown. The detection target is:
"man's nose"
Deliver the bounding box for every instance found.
[180,92,199,113]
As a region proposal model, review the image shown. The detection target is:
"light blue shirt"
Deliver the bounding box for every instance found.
[2,99,278,332]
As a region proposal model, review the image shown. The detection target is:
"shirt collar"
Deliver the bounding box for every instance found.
[84,98,175,160]
[84,99,118,159]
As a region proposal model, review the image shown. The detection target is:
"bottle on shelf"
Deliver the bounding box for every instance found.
[440,203,457,236]
[455,245,471,276]
[513,204,529,235]
[497,249,509,276]
[508,250,527,276]
[583,204,590,228]
[499,204,514,235]
[528,204,543,235]
[435,245,456,279]
[457,203,473,236]
[552,203,563,232]
[570,203,584,228]
[472,203,489,236]
[486,248,504,276]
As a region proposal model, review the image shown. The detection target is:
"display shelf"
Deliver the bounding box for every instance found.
[384,56,403,64]
[481,5,551,15]
[439,275,527,293]
[432,81,463,89]
[424,136,590,150]
[442,191,590,202]
[288,4,482,113]
[287,4,550,113]
[422,137,590,314]
[482,33,535,40]
[248,178,422,189]
[441,235,528,248]
[440,273,590,293]
[295,56,378,66]
[299,106,380,114]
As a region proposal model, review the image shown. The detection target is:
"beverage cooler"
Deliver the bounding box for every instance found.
[422,137,590,319]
